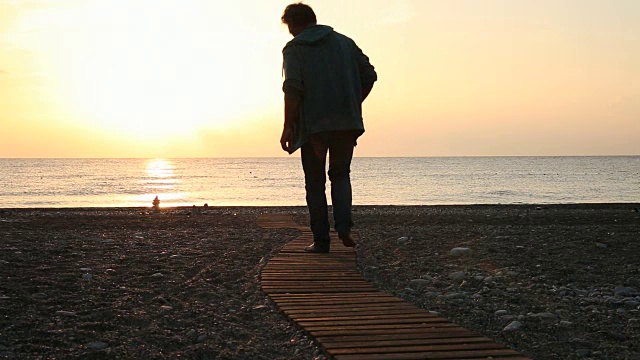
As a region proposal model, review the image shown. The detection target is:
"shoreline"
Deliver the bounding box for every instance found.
[1,204,639,359]
[1,202,638,211]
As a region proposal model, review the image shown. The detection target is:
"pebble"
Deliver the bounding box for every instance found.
[528,312,556,320]
[31,293,47,299]
[449,271,466,281]
[595,242,607,249]
[449,247,472,257]
[495,310,509,316]
[186,329,197,337]
[560,321,573,326]
[55,311,76,317]
[503,321,522,331]
[197,334,207,343]
[86,342,109,350]
[151,273,163,278]
[614,286,636,297]
[410,279,431,286]
[576,349,592,358]
[396,236,410,243]
[626,301,639,308]
[82,273,93,280]
[0,260,9,265]
[253,305,267,310]
[79,268,92,272]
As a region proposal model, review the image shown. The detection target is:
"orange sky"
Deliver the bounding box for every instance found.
[1,0,639,158]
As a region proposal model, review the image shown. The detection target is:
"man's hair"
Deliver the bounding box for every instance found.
[281,3,317,27]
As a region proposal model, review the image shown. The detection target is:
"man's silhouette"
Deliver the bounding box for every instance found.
[280,3,377,253]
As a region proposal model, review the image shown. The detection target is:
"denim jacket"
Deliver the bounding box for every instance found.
[282,25,377,152]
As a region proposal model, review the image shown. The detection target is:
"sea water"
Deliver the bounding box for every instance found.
[0,157,638,208]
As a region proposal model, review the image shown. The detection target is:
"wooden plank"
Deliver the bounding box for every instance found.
[294,313,440,322]
[333,349,522,360]
[309,325,463,337]
[298,316,447,327]
[322,336,494,350]
[327,342,506,355]
[286,309,430,319]
[304,323,458,332]
[283,304,419,314]
[316,330,476,343]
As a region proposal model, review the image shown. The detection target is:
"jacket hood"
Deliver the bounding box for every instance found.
[288,25,333,45]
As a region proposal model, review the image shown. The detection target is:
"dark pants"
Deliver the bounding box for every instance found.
[301,131,356,247]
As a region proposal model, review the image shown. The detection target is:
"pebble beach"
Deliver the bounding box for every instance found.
[1,204,639,359]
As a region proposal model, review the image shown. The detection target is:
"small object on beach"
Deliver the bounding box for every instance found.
[82,273,93,280]
[197,334,207,343]
[86,342,109,350]
[55,310,77,317]
[396,236,410,243]
[503,321,522,332]
[204,203,209,209]
[449,271,466,281]
[576,349,592,358]
[151,272,163,278]
[449,247,472,257]
[191,205,201,215]
[595,242,607,249]
[152,196,161,210]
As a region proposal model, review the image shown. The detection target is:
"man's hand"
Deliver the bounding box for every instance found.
[280,125,294,154]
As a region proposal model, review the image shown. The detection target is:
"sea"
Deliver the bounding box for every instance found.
[0,157,638,208]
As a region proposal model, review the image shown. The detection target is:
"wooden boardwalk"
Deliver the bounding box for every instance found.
[258,214,531,360]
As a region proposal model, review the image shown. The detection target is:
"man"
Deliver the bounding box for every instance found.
[280,3,377,253]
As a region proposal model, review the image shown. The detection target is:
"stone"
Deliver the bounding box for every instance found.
[529,312,556,320]
[576,349,592,358]
[560,321,573,326]
[55,311,76,317]
[595,242,607,249]
[186,329,197,337]
[449,271,466,281]
[397,236,410,243]
[197,334,207,343]
[449,247,472,257]
[494,310,509,316]
[79,267,92,272]
[151,273,163,278]
[503,321,522,331]
[87,342,109,350]
[614,287,635,297]
[410,279,431,287]
[82,273,93,280]
[625,301,639,308]
[31,293,47,299]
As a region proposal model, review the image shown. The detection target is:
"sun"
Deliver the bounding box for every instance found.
[49,1,250,138]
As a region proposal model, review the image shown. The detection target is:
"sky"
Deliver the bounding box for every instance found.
[1,0,639,158]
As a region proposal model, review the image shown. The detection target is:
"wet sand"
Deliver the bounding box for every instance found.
[1,204,639,359]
